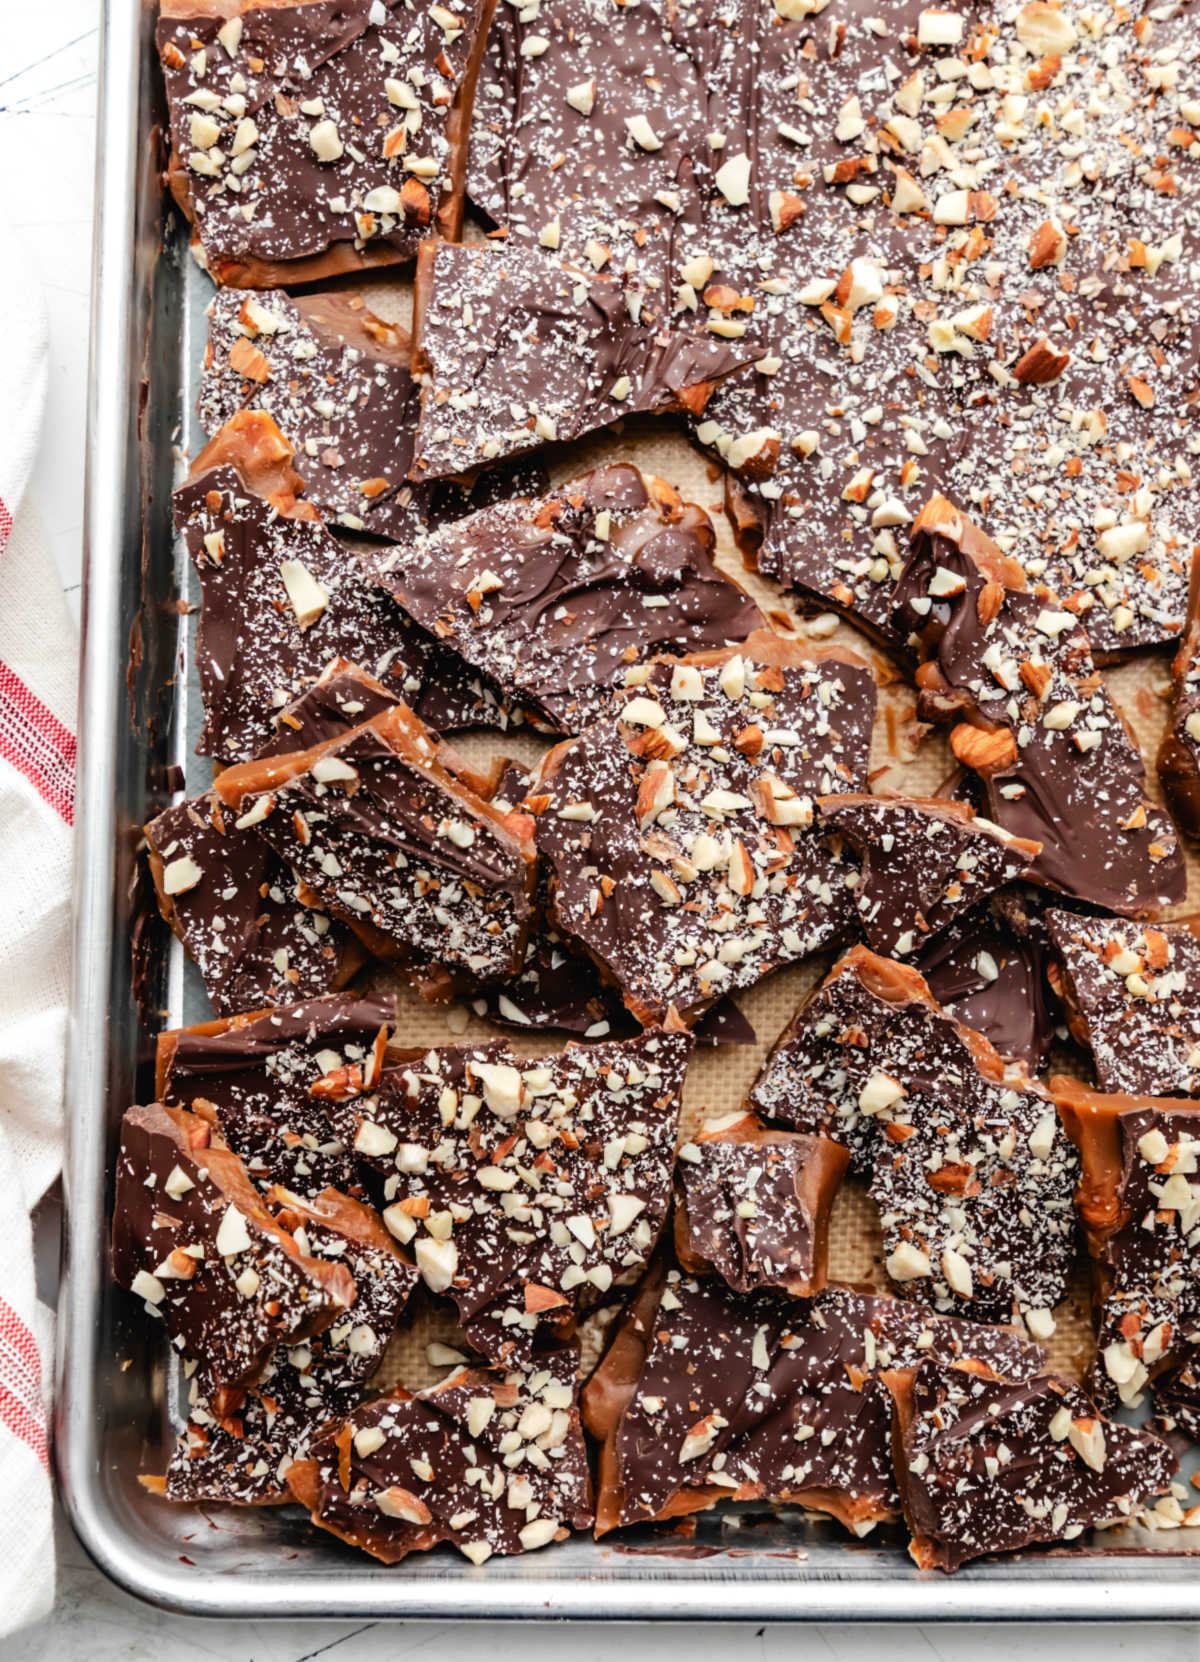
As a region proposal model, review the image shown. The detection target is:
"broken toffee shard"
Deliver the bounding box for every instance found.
[157,0,496,287]
[816,793,1040,963]
[1160,551,1200,842]
[346,1026,691,1360]
[893,494,1185,918]
[362,463,764,735]
[213,702,538,994]
[176,410,458,764]
[159,1184,417,1507]
[288,1347,592,1563]
[200,287,548,541]
[888,1360,1175,1573]
[1054,1079,1200,1410]
[673,1110,848,1298]
[584,1272,1045,1540]
[1047,910,1200,1098]
[747,946,1077,1329]
[112,1102,356,1392]
[409,238,755,480]
[532,629,877,1026]
[156,991,395,1200]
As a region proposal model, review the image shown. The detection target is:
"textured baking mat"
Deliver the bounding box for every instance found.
[257,262,1185,1394]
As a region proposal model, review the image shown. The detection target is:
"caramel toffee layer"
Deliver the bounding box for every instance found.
[673,1111,849,1297]
[363,463,764,735]
[583,1272,1046,1538]
[533,630,877,1025]
[894,495,1185,916]
[165,1184,417,1506]
[347,1027,690,1359]
[158,0,494,286]
[214,704,538,991]
[749,946,1077,1326]
[288,1347,592,1563]
[1048,910,1200,1097]
[157,991,395,1200]
[817,793,1041,962]
[200,286,547,540]
[890,1360,1176,1573]
[410,239,755,479]
[112,1102,356,1392]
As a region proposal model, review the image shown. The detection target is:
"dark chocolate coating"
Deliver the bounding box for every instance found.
[893,1360,1175,1572]
[200,287,548,541]
[1047,910,1200,1097]
[533,634,877,1026]
[748,947,1077,1325]
[1153,1351,1200,1445]
[411,239,754,480]
[363,463,763,735]
[893,500,1186,917]
[349,1027,691,1359]
[157,0,490,283]
[585,1273,1046,1537]
[1159,551,1200,840]
[111,1102,356,1391]
[165,1188,416,1506]
[158,992,395,1200]
[290,1347,592,1563]
[819,794,1039,963]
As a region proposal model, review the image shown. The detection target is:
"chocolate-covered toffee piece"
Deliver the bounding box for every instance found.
[214,703,537,991]
[158,993,394,1199]
[287,1347,592,1562]
[409,239,753,481]
[363,464,763,734]
[145,791,366,1018]
[817,794,1040,962]
[533,630,877,1026]
[112,1102,355,1390]
[584,1272,1046,1538]
[349,1027,691,1358]
[1054,1079,1200,1408]
[200,288,548,541]
[1160,552,1200,841]
[893,495,1185,917]
[157,0,494,287]
[674,1111,849,1297]
[910,894,1057,1068]
[1152,1352,1200,1444]
[163,1184,417,1505]
[748,946,1077,1328]
[888,1360,1176,1573]
[1047,911,1200,1097]
[177,411,455,763]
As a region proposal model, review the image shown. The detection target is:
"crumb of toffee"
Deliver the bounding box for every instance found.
[212,703,538,993]
[893,494,1185,918]
[111,1102,356,1393]
[583,1272,1046,1539]
[748,946,1077,1329]
[1047,911,1200,1097]
[532,629,877,1026]
[674,1110,849,1298]
[888,1360,1176,1573]
[288,1347,592,1563]
[157,0,494,286]
[816,793,1040,963]
[362,463,764,735]
[343,1027,691,1361]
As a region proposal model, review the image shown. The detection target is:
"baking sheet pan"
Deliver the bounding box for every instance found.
[55,0,1200,1619]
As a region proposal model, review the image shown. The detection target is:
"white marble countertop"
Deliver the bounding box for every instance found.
[5,4,1200,1657]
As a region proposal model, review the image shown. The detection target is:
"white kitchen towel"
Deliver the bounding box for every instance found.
[0,224,72,1634]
